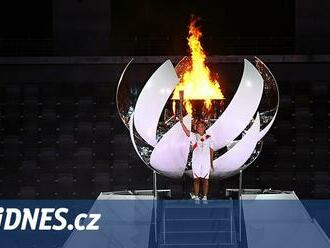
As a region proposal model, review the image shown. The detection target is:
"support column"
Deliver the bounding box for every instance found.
[153,170,158,199]
[239,169,243,242]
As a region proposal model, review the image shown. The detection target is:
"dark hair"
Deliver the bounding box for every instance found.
[196,120,206,127]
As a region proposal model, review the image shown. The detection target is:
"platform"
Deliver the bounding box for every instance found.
[242,192,330,248]
[63,190,330,248]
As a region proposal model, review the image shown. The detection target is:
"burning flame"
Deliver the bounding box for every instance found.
[172,17,224,114]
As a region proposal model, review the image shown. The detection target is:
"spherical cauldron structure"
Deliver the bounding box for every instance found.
[116,57,279,179]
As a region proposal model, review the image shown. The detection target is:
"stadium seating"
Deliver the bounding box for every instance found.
[0,77,328,199]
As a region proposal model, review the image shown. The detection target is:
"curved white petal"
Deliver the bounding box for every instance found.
[212,114,260,177]
[150,115,191,178]
[134,60,179,147]
[206,59,263,150]
[129,112,145,163]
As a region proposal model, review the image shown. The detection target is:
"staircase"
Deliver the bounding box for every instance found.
[156,200,238,248]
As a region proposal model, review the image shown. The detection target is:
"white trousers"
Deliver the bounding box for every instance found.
[192,152,211,179]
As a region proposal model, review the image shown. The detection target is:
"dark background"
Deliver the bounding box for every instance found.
[0,0,296,56]
[0,0,329,199]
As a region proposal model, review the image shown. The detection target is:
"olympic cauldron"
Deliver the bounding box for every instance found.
[116,56,279,179]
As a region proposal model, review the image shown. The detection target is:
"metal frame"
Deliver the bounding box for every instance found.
[239,169,243,242]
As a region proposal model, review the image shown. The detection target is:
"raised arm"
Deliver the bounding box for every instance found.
[179,114,190,137]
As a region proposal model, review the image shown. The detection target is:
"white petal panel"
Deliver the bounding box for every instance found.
[129,112,145,164]
[206,59,263,150]
[212,114,260,177]
[134,60,179,147]
[150,115,192,178]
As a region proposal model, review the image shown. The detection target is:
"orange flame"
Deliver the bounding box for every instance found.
[172,17,224,114]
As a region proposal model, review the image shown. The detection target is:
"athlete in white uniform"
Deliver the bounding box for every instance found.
[179,115,214,201]
[189,132,214,179]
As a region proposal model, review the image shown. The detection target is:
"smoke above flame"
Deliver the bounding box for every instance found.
[172,17,224,114]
